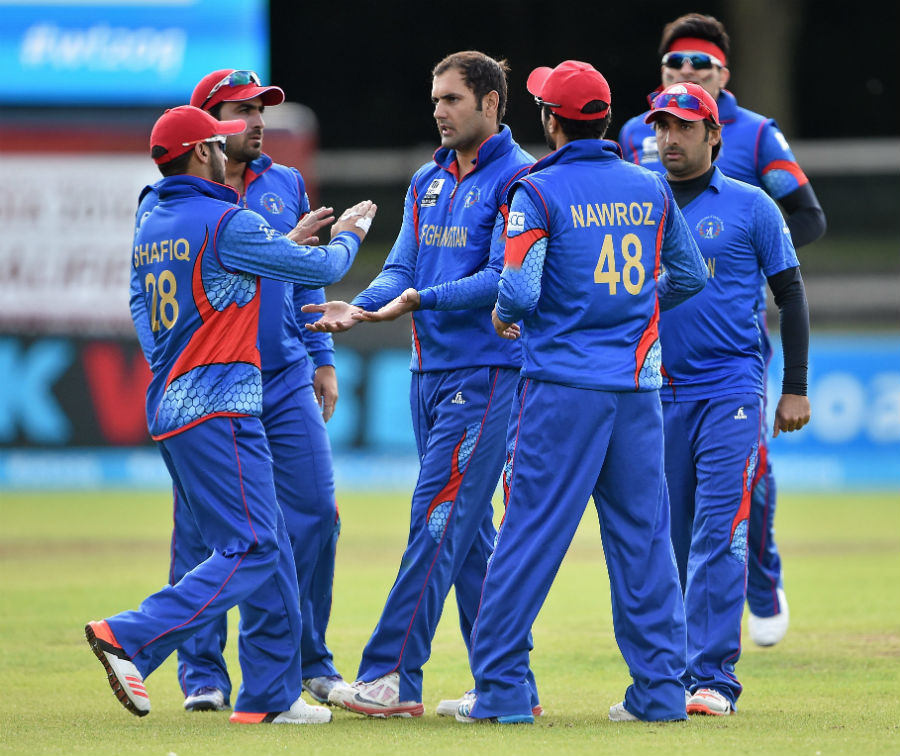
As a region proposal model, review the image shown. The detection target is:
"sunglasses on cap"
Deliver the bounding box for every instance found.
[202,70,262,107]
[651,92,715,120]
[533,94,562,109]
[661,51,723,70]
[182,135,227,152]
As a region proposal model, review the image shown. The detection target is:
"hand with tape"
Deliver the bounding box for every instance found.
[331,200,377,241]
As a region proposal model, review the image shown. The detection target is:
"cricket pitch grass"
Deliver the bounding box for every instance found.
[1,489,897,755]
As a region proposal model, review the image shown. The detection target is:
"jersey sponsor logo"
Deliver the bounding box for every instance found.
[421,178,446,207]
[641,135,660,163]
[734,406,748,420]
[570,202,656,228]
[419,223,468,248]
[451,391,466,405]
[696,215,725,239]
[507,210,525,235]
[260,192,285,214]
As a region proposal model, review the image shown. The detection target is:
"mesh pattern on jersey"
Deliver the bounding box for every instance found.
[761,167,799,199]
[519,238,547,300]
[637,339,663,390]
[730,518,748,563]
[201,246,257,310]
[156,363,262,433]
[427,501,452,542]
[456,421,481,470]
[745,442,760,492]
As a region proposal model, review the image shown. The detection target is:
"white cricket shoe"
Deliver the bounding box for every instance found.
[438,690,543,717]
[327,672,424,718]
[608,701,640,721]
[230,696,332,724]
[85,620,151,717]
[749,588,789,646]
[303,675,353,705]
[184,686,228,711]
[686,688,733,716]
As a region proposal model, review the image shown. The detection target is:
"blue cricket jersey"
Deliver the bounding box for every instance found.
[132,175,359,439]
[657,167,799,401]
[496,139,707,392]
[351,125,533,372]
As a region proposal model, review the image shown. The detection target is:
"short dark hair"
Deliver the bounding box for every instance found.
[658,13,730,59]
[543,102,611,141]
[154,148,193,177]
[432,50,510,123]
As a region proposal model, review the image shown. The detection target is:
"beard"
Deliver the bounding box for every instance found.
[542,120,556,151]
[210,152,227,185]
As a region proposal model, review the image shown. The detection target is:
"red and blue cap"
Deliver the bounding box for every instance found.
[644,82,719,125]
[526,60,611,121]
[190,69,285,112]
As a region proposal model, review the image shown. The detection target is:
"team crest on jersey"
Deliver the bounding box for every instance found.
[463,186,481,208]
[260,192,285,214]
[641,135,660,163]
[421,178,446,207]
[696,215,725,239]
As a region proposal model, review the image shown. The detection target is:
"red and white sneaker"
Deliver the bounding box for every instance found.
[85,620,150,717]
[230,696,331,724]
[328,673,424,718]
[686,688,733,716]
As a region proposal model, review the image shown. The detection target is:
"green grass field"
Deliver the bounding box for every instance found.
[1,489,898,755]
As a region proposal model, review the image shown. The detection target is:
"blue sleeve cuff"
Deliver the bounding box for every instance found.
[417,289,438,310]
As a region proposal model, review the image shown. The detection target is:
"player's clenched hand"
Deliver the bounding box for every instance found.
[288,206,335,246]
[313,365,339,422]
[300,301,363,332]
[492,307,520,340]
[332,200,377,242]
[773,393,811,438]
[353,288,420,323]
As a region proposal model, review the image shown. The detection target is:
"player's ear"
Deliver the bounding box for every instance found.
[483,90,500,118]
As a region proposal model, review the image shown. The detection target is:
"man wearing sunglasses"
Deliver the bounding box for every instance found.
[646,82,810,716]
[90,105,376,724]
[452,61,707,725]
[619,12,826,650]
[129,69,355,713]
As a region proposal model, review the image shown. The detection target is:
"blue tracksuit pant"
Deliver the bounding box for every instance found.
[355,366,538,705]
[664,394,762,708]
[106,416,303,714]
[469,380,687,722]
[171,362,339,701]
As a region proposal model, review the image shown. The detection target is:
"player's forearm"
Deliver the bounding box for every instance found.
[769,267,810,395]
[780,184,826,248]
[418,268,501,311]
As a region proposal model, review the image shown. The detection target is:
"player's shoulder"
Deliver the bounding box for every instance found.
[619,110,651,137]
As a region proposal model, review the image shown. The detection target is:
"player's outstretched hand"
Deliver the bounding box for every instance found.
[332,201,377,242]
[288,206,335,246]
[773,393,811,437]
[491,307,520,340]
[301,301,364,333]
[354,288,420,323]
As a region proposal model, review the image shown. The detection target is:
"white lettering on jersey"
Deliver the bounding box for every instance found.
[507,211,525,235]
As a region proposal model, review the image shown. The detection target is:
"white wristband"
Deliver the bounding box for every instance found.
[354,216,372,233]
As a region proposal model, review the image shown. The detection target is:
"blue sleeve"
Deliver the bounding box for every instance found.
[292,167,312,217]
[294,285,335,368]
[217,208,359,287]
[750,190,800,276]
[129,185,158,362]
[617,118,640,164]
[496,188,548,323]
[756,120,809,200]
[417,210,506,311]
[657,178,707,311]
[351,182,419,310]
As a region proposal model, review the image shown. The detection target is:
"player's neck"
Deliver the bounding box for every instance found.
[226,161,248,195]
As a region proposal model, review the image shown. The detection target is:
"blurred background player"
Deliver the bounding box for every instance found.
[131,69,352,712]
[303,50,541,718]
[647,83,811,715]
[456,61,707,725]
[89,104,376,723]
[617,12,826,646]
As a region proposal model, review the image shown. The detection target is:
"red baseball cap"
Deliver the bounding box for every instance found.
[526,60,611,121]
[149,105,246,165]
[644,82,720,125]
[190,69,285,111]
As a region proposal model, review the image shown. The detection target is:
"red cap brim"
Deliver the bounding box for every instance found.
[216,118,248,136]
[204,84,285,111]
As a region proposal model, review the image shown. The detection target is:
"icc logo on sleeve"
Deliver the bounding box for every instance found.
[507,211,525,235]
